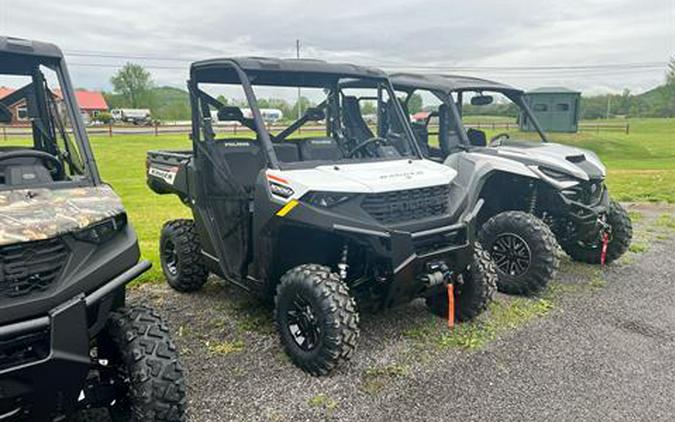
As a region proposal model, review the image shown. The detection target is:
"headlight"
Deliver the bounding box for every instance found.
[74,213,127,244]
[302,191,355,208]
[539,166,574,181]
[269,182,295,199]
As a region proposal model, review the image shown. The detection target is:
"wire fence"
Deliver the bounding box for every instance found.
[0,120,630,140]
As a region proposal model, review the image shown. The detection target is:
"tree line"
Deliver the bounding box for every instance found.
[102,58,675,122]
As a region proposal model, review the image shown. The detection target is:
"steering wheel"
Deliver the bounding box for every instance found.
[346,137,388,158]
[489,132,510,147]
[0,150,64,180]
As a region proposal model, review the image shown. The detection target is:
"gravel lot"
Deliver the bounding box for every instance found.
[129,204,675,422]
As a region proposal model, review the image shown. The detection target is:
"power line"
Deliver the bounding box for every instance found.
[62,50,667,73]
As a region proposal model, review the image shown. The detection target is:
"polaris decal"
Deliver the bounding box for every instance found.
[378,171,424,180]
[149,165,179,185]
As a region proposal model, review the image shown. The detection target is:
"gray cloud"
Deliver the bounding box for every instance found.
[0,0,672,93]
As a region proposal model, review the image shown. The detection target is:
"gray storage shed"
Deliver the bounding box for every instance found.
[519,87,581,133]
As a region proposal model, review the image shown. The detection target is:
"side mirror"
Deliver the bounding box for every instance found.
[217,106,245,122]
[304,107,325,121]
[470,95,493,106]
[467,128,487,147]
[0,103,11,124]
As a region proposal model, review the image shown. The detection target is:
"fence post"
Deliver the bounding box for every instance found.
[625,123,630,135]
[108,123,113,137]
[234,124,237,135]
[2,126,5,141]
[154,122,159,136]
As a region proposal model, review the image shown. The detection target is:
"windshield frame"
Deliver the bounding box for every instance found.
[189,60,424,171]
[0,52,99,190]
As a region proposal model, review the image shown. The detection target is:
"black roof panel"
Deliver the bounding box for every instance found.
[390,73,522,94]
[0,36,63,58]
[191,57,387,87]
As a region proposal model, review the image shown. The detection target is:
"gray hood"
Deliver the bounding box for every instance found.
[477,140,606,182]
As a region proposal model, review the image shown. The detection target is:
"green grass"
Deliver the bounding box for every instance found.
[436,298,554,350]
[361,364,410,395]
[9,117,665,283]
[307,393,338,411]
[404,297,554,351]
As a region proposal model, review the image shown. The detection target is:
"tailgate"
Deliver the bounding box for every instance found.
[146,150,192,195]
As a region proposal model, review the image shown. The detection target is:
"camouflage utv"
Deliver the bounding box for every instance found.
[0,37,186,421]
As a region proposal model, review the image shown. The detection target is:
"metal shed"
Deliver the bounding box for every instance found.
[519,87,581,133]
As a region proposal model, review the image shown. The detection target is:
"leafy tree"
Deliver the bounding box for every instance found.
[110,63,154,108]
[360,100,376,115]
[216,95,229,106]
[407,93,423,114]
[291,96,312,119]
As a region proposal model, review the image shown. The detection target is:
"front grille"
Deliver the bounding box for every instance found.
[0,329,50,371]
[362,185,450,225]
[0,238,68,298]
[562,179,604,205]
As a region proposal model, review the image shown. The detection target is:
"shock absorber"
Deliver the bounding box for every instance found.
[338,242,349,281]
[528,182,538,214]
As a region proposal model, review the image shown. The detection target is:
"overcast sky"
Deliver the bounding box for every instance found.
[1,0,673,95]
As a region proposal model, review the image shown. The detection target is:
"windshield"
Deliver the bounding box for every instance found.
[398,87,550,158]
[193,72,420,169]
[0,60,89,189]
[452,90,548,145]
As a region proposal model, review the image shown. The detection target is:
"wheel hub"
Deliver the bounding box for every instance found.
[286,296,321,351]
[162,240,178,276]
[491,233,532,277]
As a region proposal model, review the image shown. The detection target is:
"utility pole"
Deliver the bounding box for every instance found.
[296,39,302,120]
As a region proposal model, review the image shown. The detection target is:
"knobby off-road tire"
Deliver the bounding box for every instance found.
[102,306,187,422]
[478,211,560,295]
[425,242,497,322]
[275,264,359,376]
[561,199,633,265]
[160,219,208,292]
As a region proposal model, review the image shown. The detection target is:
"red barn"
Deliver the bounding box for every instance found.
[0,86,108,125]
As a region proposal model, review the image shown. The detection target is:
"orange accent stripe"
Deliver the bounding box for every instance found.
[267,174,289,184]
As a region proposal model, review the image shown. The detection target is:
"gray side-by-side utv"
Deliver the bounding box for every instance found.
[389,73,632,294]
[0,37,186,421]
[147,57,497,376]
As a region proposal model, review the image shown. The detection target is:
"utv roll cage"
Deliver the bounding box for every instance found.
[188,57,424,171]
[0,36,100,184]
[389,73,550,143]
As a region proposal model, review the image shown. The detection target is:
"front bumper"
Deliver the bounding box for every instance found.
[0,260,151,421]
[334,200,481,307]
[554,187,610,240]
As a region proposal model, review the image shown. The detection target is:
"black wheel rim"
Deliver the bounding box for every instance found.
[162,239,178,276]
[286,295,321,352]
[491,233,531,276]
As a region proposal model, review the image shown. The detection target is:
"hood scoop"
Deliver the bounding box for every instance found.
[566,154,586,163]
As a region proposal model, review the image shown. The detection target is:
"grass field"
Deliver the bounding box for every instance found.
[81,117,674,282]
